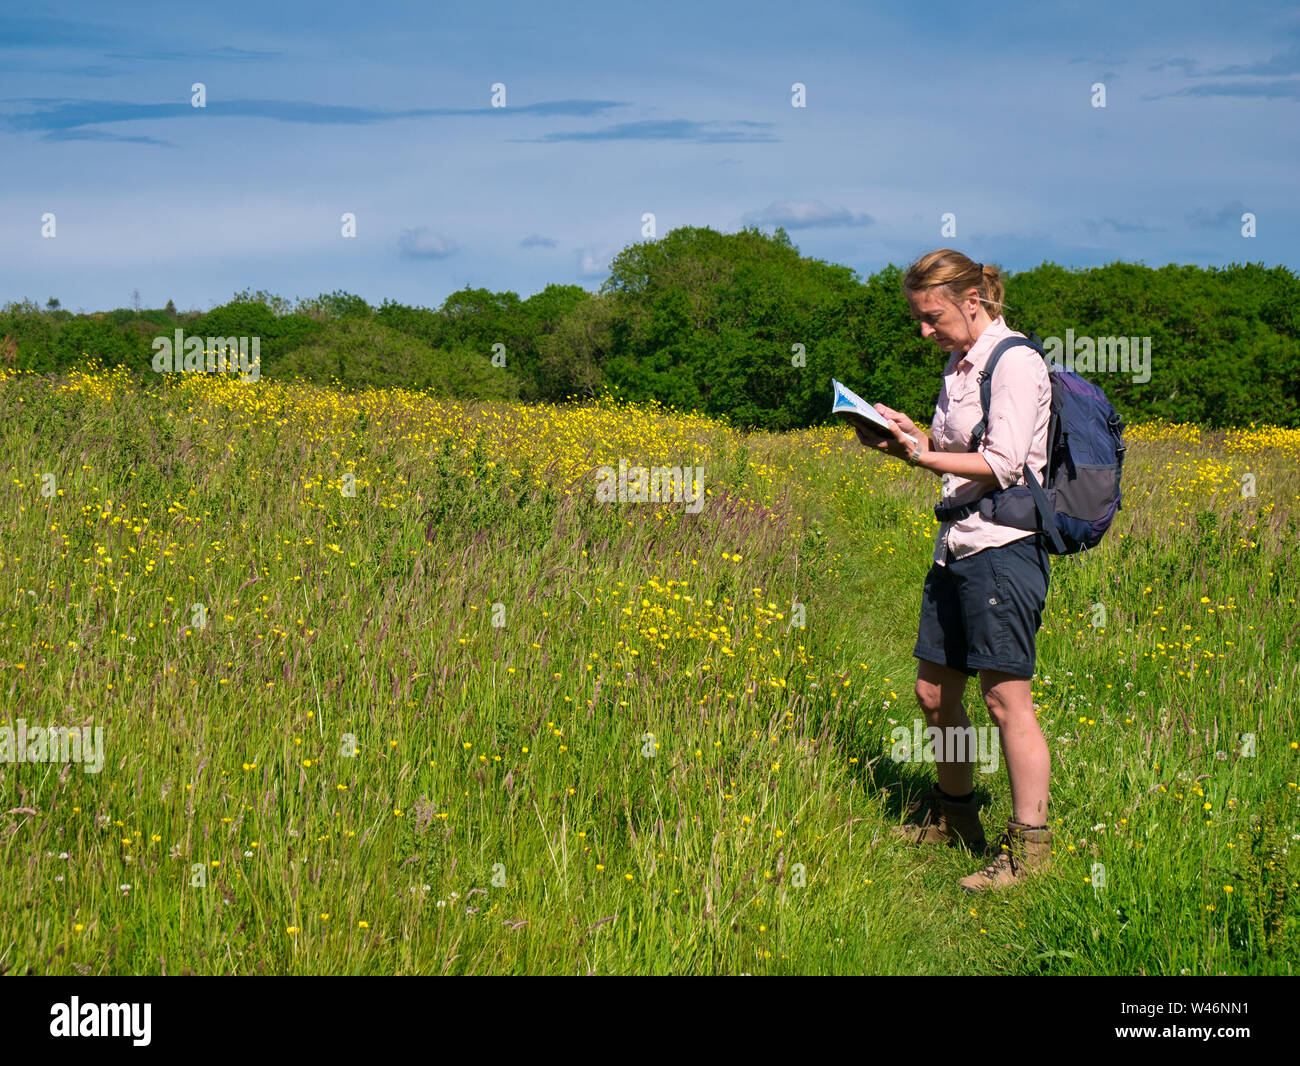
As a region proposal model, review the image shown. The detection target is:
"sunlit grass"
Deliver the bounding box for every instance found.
[0,365,1296,975]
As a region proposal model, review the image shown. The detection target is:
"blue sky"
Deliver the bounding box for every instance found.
[3,0,1298,312]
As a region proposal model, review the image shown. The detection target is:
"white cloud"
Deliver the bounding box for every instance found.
[577,245,616,277]
[399,227,458,259]
[742,200,873,229]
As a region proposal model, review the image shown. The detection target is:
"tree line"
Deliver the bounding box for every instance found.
[4,226,1297,428]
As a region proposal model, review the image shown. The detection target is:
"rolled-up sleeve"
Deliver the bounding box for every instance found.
[978,346,1048,490]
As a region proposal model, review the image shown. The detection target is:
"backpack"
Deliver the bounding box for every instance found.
[932,330,1126,554]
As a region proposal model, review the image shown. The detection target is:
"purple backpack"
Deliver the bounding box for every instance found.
[933,330,1126,554]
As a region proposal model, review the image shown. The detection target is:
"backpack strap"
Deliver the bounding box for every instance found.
[969,334,1042,451]
[934,331,1066,553]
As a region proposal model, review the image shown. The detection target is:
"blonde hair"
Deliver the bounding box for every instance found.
[901,249,1006,321]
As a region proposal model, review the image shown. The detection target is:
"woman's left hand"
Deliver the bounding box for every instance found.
[871,404,923,461]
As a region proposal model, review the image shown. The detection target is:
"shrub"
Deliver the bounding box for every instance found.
[270,319,522,399]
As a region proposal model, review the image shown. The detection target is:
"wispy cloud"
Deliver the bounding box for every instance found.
[524,118,775,143]
[0,16,121,49]
[0,18,279,63]
[1204,41,1300,77]
[1151,42,1300,78]
[956,231,1127,271]
[520,235,558,249]
[106,45,283,62]
[1158,79,1300,101]
[506,100,630,117]
[43,128,178,147]
[1147,57,1201,75]
[1068,54,1130,67]
[1082,217,1158,237]
[398,228,458,260]
[31,64,123,78]
[3,99,191,134]
[0,96,629,140]
[742,200,872,229]
[1186,201,1251,229]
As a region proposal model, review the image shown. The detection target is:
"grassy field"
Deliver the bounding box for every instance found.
[1,364,1297,975]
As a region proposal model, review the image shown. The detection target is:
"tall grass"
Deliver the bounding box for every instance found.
[0,366,1296,974]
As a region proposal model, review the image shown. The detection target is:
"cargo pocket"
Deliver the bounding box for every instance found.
[973,547,1014,658]
[987,544,1014,608]
[991,539,1047,651]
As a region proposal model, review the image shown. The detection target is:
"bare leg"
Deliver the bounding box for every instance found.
[914,658,973,797]
[980,670,1049,825]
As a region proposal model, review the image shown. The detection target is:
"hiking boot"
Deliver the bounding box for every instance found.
[890,785,987,853]
[959,819,1053,892]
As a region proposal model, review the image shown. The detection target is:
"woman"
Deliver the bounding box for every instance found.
[859,249,1053,892]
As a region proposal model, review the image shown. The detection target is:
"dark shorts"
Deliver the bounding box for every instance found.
[913,534,1050,680]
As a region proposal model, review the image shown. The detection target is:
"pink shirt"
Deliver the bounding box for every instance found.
[929,316,1051,566]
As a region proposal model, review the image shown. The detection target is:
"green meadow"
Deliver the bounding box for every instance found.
[1,365,1297,975]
